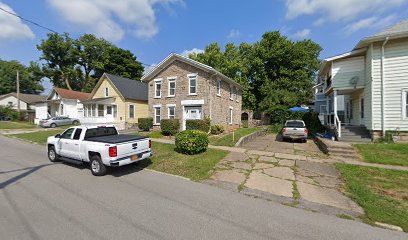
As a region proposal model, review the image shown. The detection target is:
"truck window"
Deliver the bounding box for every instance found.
[73,128,82,140]
[61,128,75,139]
[84,127,118,139]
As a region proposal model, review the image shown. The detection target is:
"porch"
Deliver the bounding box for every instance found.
[80,97,117,125]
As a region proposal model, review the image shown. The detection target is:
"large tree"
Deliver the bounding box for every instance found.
[0,59,44,95]
[37,33,144,92]
[190,31,322,122]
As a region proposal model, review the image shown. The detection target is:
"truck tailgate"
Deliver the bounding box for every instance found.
[286,127,305,136]
[116,138,150,158]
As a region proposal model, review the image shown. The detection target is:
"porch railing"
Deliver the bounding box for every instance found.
[335,115,341,138]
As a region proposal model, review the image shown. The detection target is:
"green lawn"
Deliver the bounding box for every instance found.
[139,142,228,181]
[209,128,259,147]
[0,121,37,129]
[354,143,408,166]
[10,130,64,145]
[337,164,408,232]
[132,131,164,139]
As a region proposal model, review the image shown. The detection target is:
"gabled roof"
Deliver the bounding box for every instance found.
[51,88,91,101]
[90,73,148,101]
[319,48,367,74]
[0,92,46,104]
[141,53,243,89]
[354,18,408,49]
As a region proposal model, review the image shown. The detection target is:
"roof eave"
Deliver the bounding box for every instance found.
[354,32,408,49]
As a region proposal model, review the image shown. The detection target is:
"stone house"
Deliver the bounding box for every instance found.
[141,53,243,131]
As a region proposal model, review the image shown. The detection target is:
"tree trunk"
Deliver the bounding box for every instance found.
[62,72,72,90]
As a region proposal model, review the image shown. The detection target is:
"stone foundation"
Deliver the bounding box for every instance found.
[371,130,408,142]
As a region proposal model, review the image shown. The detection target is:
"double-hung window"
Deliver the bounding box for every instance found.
[155,79,162,98]
[216,79,221,96]
[168,77,176,97]
[229,86,233,100]
[168,105,175,119]
[228,107,233,124]
[105,87,109,97]
[97,104,104,117]
[129,105,135,118]
[188,74,197,95]
[154,106,161,125]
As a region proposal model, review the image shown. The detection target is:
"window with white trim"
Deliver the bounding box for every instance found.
[216,79,221,95]
[403,90,408,118]
[155,80,162,98]
[229,86,233,99]
[229,107,233,124]
[168,106,175,119]
[154,107,161,124]
[188,74,197,95]
[105,87,109,97]
[168,78,176,97]
[112,105,117,118]
[233,86,237,100]
[129,104,135,118]
[236,89,240,102]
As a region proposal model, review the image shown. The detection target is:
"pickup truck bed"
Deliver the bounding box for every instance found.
[85,134,148,144]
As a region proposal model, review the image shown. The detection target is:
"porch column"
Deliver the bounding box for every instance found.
[326,95,329,125]
[333,90,338,120]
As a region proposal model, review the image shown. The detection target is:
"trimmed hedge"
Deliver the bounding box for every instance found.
[175,130,209,155]
[210,125,224,135]
[160,119,180,136]
[138,117,153,131]
[186,118,211,133]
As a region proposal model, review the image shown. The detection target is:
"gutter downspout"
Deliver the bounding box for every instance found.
[381,37,389,138]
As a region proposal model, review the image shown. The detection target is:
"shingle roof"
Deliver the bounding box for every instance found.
[104,73,148,101]
[53,88,91,101]
[368,18,408,39]
[0,92,46,104]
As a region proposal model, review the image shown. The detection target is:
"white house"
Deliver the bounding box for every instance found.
[34,88,90,124]
[0,92,46,120]
[318,19,408,141]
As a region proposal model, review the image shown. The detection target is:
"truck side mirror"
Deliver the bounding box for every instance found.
[55,134,61,138]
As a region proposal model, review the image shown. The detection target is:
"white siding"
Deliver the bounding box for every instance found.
[34,103,48,124]
[0,95,28,110]
[332,56,365,88]
[371,39,408,131]
[63,99,80,118]
[364,44,373,129]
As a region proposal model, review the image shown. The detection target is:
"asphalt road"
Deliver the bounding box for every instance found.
[0,135,406,240]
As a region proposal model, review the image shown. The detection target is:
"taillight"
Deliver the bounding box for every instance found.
[283,128,287,133]
[109,146,117,157]
[304,128,308,133]
[149,139,152,148]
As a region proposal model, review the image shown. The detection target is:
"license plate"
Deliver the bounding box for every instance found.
[131,155,139,161]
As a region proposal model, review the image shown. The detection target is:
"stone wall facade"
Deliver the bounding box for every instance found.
[146,60,242,130]
[371,130,408,142]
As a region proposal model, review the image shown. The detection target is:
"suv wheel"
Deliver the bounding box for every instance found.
[72,120,79,125]
[50,123,57,128]
[90,155,107,176]
[48,146,59,162]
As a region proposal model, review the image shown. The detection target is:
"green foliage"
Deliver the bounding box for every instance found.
[138,117,153,131]
[160,119,180,136]
[176,130,209,155]
[210,125,224,135]
[37,32,144,92]
[0,59,44,95]
[190,31,322,114]
[186,118,211,133]
[302,111,324,133]
[0,105,19,120]
[242,120,248,128]
[268,123,284,133]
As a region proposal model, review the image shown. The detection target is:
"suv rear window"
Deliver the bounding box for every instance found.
[84,127,118,139]
[285,121,305,128]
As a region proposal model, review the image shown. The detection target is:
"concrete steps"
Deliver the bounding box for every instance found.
[339,126,371,143]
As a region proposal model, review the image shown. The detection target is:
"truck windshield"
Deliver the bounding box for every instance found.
[84,127,118,139]
[285,122,305,128]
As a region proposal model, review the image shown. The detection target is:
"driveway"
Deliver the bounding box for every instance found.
[208,134,364,217]
[1,135,406,239]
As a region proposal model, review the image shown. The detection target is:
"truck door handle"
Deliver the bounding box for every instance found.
[74,144,79,146]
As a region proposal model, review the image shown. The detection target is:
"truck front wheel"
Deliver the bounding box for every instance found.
[48,146,59,162]
[90,155,107,176]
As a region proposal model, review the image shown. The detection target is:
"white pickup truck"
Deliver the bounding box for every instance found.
[46,125,152,176]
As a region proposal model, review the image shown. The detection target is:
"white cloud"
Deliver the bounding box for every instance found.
[285,0,405,22]
[47,0,183,41]
[293,28,311,38]
[181,48,204,57]
[227,29,241,38]
[343,15,397,35]
[143,63,157,74]
[0,2,35,40]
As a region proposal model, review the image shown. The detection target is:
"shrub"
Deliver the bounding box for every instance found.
[242,120,248,128]
[210,125,224,135]
[186,118,211,133]
[268,123,284,133]
[176,130,209,155]
[160,119,180,136]
[302,111,324,133]
[138,117,153,131]
[0,105,19,120]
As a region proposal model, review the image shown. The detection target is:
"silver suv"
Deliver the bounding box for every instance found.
[39,117,80,128]
[282,120,308,142]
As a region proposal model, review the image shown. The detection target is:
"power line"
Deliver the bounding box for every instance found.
[0,6,59,34]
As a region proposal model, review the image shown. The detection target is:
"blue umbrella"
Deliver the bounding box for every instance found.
[288,107,307,112]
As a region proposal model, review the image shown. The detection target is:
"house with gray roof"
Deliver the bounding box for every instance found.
[80,73,148,130]
[316,18,408,142]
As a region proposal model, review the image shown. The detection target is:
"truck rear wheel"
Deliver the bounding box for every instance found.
[48,146,59,162]
[90,155,107,176]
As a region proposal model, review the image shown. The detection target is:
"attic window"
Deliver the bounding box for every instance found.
[105,87,109,97]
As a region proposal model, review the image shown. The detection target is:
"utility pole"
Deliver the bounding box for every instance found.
[16,70,20,113]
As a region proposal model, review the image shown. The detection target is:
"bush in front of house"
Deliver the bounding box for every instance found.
[302,111,324,133]
[175,130,209,155]
[160,119,180,136]
[242,120,249,128]
[138,117,153,131]
[268,123,284,133]
[0,105,19,120]
[186,118,211,133]
[210,125,224,135]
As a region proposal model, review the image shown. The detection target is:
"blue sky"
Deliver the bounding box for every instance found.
[1,0,408,93]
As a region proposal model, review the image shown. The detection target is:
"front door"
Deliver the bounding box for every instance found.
[359,97,365,126]
[183,106,202,130]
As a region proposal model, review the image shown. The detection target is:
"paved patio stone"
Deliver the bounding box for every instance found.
[222,152,249,162]
[210,170,247,184]
[258,156,278,163]
[263,167,295,181]
[297,169,321,177]
[230,162,252,170]
[296,175,315,185]
[297,161,340,178]
[297,182,364,214]
[313,176,342,188]
[253,163,275,170]
[275,152,307,161]
[247,150,275,157]
[245,172,293,197]
[278,159,295,167]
